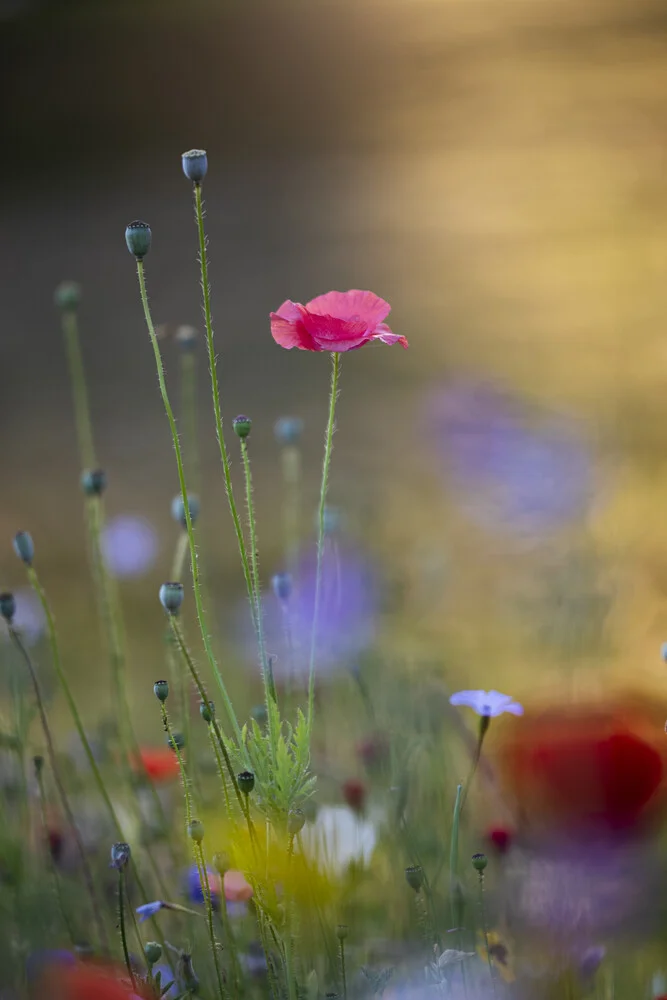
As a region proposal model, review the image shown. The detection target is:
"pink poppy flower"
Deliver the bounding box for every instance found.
[223,869,254,903]
[270,290,407,352]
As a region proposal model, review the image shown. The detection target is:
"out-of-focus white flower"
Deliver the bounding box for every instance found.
[101,515,158,578]
[301,805,378,874]
[449,690,523,718]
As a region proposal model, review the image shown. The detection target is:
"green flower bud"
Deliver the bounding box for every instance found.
[287,808,306,836]
[144,941,162,966]
[188,819,204,843]
[110,841,131,871]
[0,592,16,624]
[472,852,488,873]
[405,864,424,892]
[336,924,348,941]
[153,679,169,703]
[54,280,82,311]
[159,581,184,615]
[233,414,252,439]
[13,531,34,565]
[167,731,185,752]
[274,416,303,446]
[125,220,152,259]
[212,851,229,875]
[237,770,255,795]
[182,149,208,184]
[171,493,200,528]
[81,468,107,497]
[199,700,214,724]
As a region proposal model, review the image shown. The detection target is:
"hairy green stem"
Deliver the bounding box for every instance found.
[61,307,96,469]
[194,841,227,1000]
[118,868,136,989]
[135,259,242,744]
[180,349,201,494]
[449,783,463,935]
[307,351,341,732]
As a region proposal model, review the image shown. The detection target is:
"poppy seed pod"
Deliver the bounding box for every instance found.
[110,841,131,871]
[159,581,184,615]
[199,700,215,724]
[237,770,255,795]
[54,280,82,311]
[212,851,229,875]
[167,731,186,752]
[188,819,204,844]
[81,468,107,497]
[287,808,306,836]
[405,864,424,892]
[233,415,252,439]
[125,220,152,259]
[144,941,162,966]
[13,531,34,565]
[472,852,488,873]
[153,679,169,703]
[0,592,16,623]
[336,924,348,941]
[274,416,303,446]
[171,493,200,529]
[182,149,208,184]
[272,572,292,602]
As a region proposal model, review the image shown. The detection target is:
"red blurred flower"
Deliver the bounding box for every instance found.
[134,747,180,783]
[356,733,390,771]
[499,699,665,839]
[342,778,367,814]
[270,290,408,352]
[487,826,513,855]
[40,961,154,999]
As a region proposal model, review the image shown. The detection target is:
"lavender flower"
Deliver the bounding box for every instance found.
[101,514,158,578]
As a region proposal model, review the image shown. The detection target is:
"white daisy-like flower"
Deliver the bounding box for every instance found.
[449,689,523,718]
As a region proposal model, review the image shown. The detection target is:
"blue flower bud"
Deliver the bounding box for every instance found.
[54,281,82,311]
[0,592,16,623]
[159,581,184,615]
[13,531,34,565]
[182,149,208,184]
[233,415,252,439]
[110,841,131,871]
[154,679,169,703]
[171,494,200,529]
[125,220,152,259]
[274,416,303,446]
[81,468,107,497]
[271,572,292,602]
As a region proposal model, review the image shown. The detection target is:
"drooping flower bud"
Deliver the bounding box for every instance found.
[272,572,292,602]
[199,700,215,724]
[125,220,152,259]
[471,852,488,873]
[182,149,208,184]
[153,679,169,703]
[171,494,200,528]
[13,531,34,565]
[144,941,162,966]
[159,581,184,615]
[274,416,303,447]
[0,592,16,623]
[233,415,252,439]
[287,808,306,836]
[188,819,204,843]
[81,469,107,497]
[54,280,82,311]
[110,841,131,871]
[405,864,424,892]
[237,770,255,795]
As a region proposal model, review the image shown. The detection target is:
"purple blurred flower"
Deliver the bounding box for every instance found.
[184,863,220,905]
[0,587,45,645]
[425,382,594,536]
[101,515,158,578]
[136,901,165,922]
[236,542,378,682]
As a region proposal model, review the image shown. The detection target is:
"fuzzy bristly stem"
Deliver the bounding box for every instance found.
[135,259,242,745]
[160,701,193,829]
[8,626,108,952]
[180,348,201,494]
[449,783,463,938]
[340,935,348,1000]
[307,351,341,733]
[193,841,227,1000]
[118,868,136,990]
[61,307,96,469]
[192,182,258,640]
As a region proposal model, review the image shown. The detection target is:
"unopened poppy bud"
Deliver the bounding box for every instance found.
[159,581,184,615]
[272,573,292,602]
[171,494,200,528]
[287,808,306,836]
[125,220,152,259]
[274,416,303,446]
[233,415,252,439]
[0,592,16,623]
[471,852,488,873]
[188,819,204,843]
[175,325,198,351]
[336,924,348,941]
[237,770,255,795]
[110,841,131,871]
[153,679,169,703]
[13,531,34,565]
[199,700,215,724]
[251,704,268,727]
[54,280,82,311]
[144,941,162,966]
[167,732,185,752]
[81,468,107,497]
[405,864,424,892]
[182,149,208,184]
[212,851,229,875]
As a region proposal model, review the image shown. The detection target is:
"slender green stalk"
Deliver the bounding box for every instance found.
[460,715,490,810]
[35,764,77,946]
[170,532,192,756]
[193,841,227,1000]
[449,783,463,935]
[192,183,258,635]
[339,935,347,1000]
[180,349,201,494]
[160,702,193,828]
[477,872,497,996]
[207,725,231,818]
[8,626,107,952]
[307,351,341,732]
[135,259,242,744]
[281,444,301,577]
[61,308,96,469]
[118,868,136,990]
